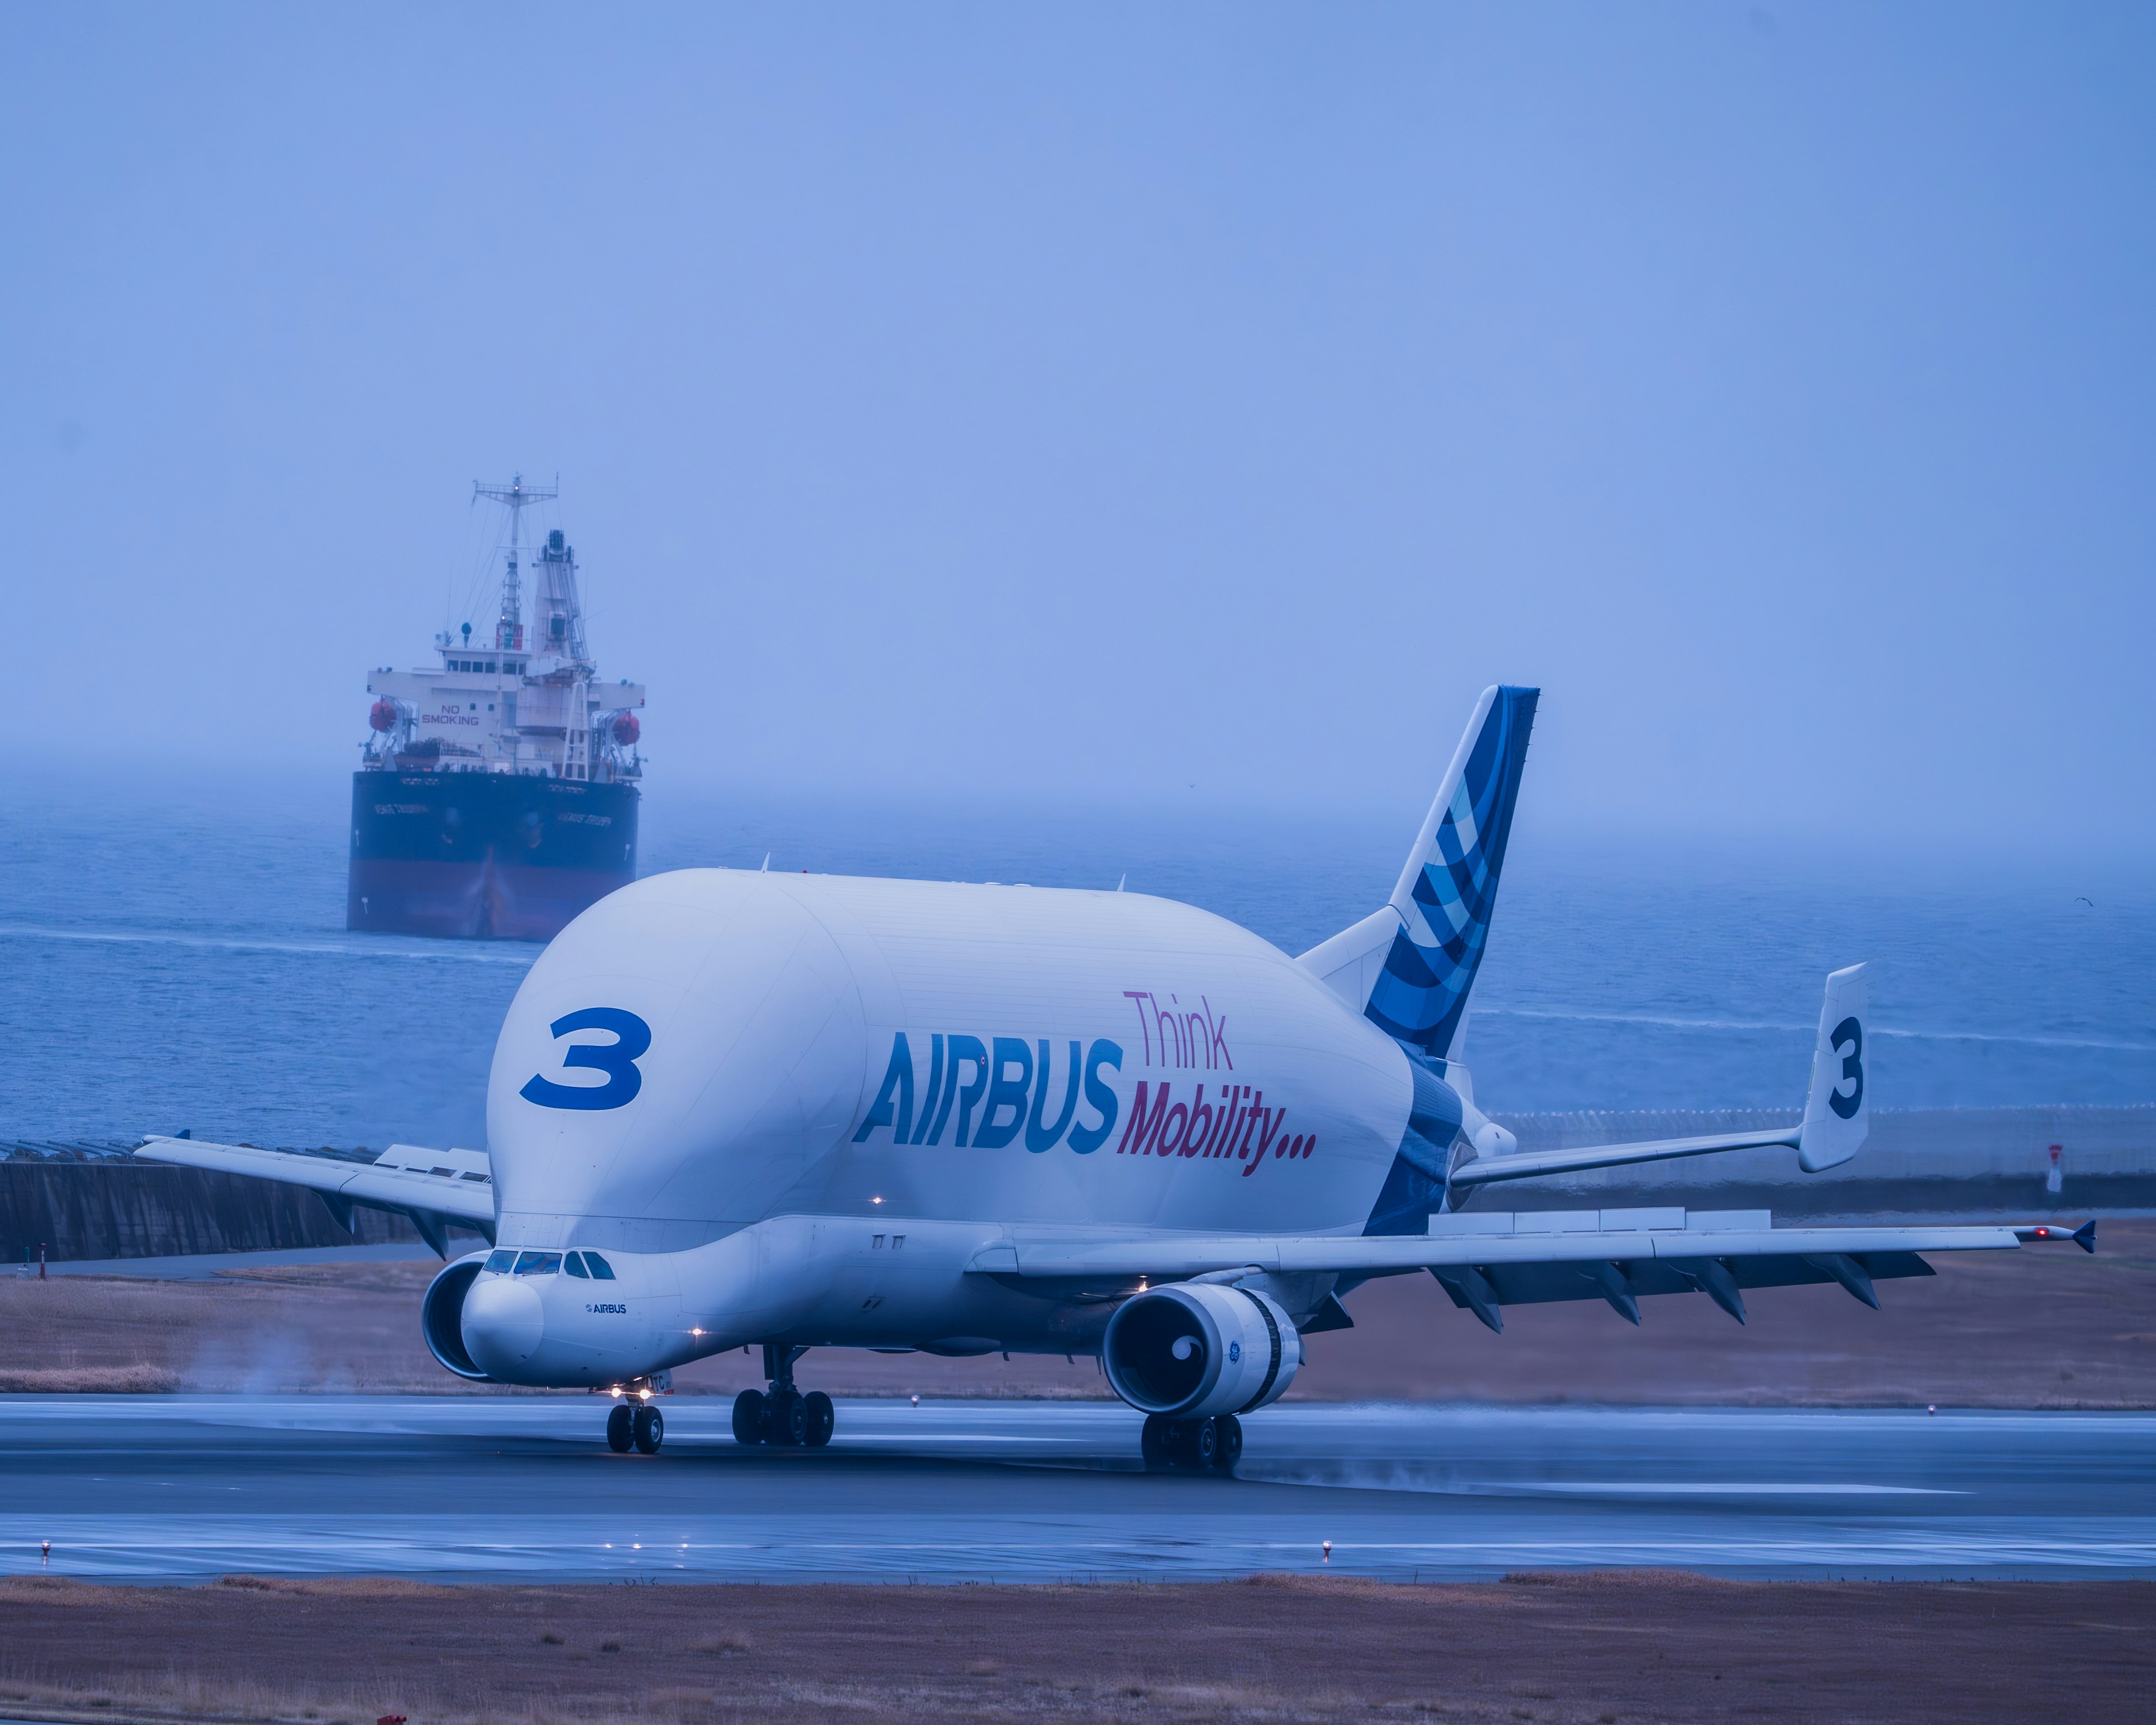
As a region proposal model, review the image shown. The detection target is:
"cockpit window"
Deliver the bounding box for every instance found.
[564,1252,590,1279]
[583,1251,618,1280]
[512,1251,563,1276]
[484,1249,515,1274]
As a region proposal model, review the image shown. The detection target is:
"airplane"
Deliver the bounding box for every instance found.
[137,686,2092,1471]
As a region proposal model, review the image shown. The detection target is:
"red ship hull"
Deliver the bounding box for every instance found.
[346,772,638,941]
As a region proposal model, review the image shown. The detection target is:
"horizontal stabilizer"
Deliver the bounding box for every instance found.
[1447,1126,1801,1188]
[1445,965,1872,1192]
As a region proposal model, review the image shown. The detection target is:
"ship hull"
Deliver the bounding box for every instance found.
[348,772,639,941]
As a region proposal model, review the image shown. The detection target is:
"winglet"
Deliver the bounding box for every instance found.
[2017,1221,2098,1254]
[1798,964,1870,1172]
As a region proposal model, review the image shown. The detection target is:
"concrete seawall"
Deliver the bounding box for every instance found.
[1,1142,483,1263]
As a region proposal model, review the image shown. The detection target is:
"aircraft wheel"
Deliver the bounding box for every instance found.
[632,1404,664,1455]
[764,1389,807,1447]
[802,1390,835,1448]
[731,1389,766,1446]
[606,1403,634,1454]
[1209,1414,1243,1475]
[1140,1413,1173,1469]
[1182,1417,1219,1471]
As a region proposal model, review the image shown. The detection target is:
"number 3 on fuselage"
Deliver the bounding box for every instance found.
[520,1008,652,1111]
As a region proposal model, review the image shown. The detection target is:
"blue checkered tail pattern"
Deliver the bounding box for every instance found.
[1363,685,1539,1061]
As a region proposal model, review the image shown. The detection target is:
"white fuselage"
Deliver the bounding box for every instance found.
[459,868,1416,1386]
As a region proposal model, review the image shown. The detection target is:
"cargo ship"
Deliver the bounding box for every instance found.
[348,477,646,941]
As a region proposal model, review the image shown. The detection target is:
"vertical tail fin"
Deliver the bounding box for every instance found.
[1362,685,1539,1060]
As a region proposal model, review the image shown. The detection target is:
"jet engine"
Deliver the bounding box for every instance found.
[1102,1283,1301,1417]
[422,1251,495,1381]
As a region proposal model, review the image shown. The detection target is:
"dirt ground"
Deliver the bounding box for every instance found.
[0,1571,2148,1725]
[3,1219,2152,1405]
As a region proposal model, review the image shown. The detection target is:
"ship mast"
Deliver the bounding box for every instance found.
[473,474,556,653]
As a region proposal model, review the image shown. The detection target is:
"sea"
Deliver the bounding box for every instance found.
[3,768,2152,1153]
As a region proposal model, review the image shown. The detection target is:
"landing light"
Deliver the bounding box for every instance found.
[691,1327,705,1337]
[872,1195,884,1204]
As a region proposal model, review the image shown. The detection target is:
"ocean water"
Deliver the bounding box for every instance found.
[2,768,2151,1152]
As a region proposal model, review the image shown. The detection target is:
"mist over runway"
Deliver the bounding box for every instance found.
[5,1396,2150,1583]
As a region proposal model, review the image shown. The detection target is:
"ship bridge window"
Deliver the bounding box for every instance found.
[512,1251,563,1277]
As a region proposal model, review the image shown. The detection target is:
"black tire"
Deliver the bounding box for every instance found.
[764,1389,807,1447]
[1140,1413,1173,1469]
[1185,1418,1218,1470]
[606,1403,633,1454]
[802,1390,835,1448]
[1210,1414,1243,1475]
[731,1389,766,1446]
[632,1404,664,1454]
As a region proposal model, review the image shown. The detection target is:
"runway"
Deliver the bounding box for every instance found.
[4,1395,2152,1583]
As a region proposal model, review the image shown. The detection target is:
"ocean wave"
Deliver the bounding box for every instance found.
[1474,1006,2156,1055]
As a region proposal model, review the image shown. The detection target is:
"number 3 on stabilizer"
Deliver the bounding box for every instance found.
[1798,962,1869,1172]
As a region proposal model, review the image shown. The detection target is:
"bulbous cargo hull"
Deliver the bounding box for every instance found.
[486,867,1415,1250]
[346,770,639,941]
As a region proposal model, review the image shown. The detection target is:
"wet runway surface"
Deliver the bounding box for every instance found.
[4,1395,2152,1582]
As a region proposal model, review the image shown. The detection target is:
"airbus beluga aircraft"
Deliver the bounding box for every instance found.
[140,687,2089,1470]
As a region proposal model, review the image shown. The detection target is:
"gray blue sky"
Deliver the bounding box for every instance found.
[5,4,2151,854]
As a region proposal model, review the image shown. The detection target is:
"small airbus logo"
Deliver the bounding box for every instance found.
[521,1008,651,1111]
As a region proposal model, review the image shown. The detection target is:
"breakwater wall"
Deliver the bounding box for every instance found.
[1,1142,485,1263]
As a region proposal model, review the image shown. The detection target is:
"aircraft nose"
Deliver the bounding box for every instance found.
[462,1274,546,1377]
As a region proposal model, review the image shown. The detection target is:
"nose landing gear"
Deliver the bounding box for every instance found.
[601,1375,671,1454]
[732,1345,835,1449]
[1141,1412,1241,1475]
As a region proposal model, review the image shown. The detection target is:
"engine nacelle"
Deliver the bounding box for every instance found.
[422,1251,495,1381]
[1102,1283,1301,1417]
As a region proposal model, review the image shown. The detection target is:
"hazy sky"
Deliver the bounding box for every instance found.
[6,5,2151,854]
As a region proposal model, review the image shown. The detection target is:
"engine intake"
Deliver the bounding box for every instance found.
[1102,1283,1301,1416]
[422,1252,494,1381]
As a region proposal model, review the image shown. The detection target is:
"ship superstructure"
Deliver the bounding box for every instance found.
[348,478,646,941]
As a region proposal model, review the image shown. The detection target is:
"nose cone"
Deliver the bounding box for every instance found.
[462,1275,545,1379]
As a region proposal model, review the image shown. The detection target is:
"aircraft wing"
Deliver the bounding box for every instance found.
[134,1134,496,1252]
[968,1208,2093,1328]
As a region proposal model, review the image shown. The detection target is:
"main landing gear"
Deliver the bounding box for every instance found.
[732,1345,835,1449]
[1141,1412,1242,1475]
[603,1377,669,1455]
